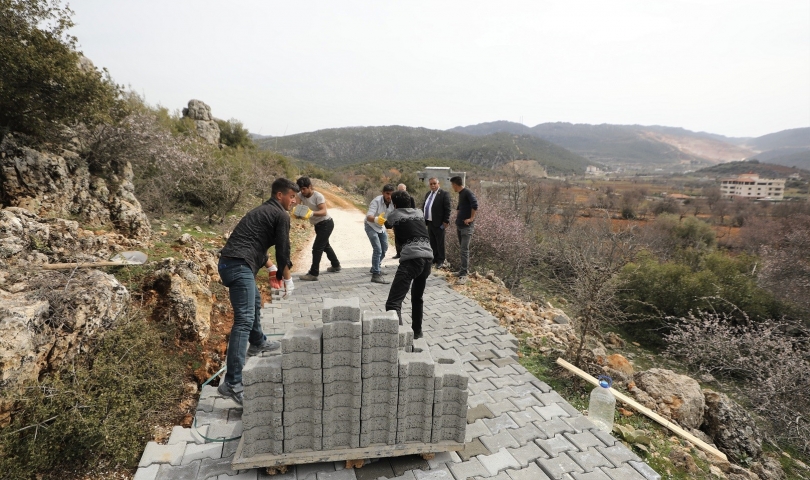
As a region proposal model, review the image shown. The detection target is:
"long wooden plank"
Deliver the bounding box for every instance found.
[555,357,728,461]
[231,438,465,470]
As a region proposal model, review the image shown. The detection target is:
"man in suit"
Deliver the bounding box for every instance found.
[422,177,451,268]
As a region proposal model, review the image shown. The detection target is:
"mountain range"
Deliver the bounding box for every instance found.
[255,122,810,175]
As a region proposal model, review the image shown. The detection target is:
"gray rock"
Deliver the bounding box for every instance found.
[632,368,705,429]
[182,100,220,145]
[701,389,763,463]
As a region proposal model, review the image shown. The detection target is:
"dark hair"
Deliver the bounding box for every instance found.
[296,176,312,189]
[272,177,299,196]
[450,176,463,187]
[391,190,412,208]
[382,183,395,193]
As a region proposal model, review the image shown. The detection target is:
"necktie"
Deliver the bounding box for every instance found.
[425,191,435,221]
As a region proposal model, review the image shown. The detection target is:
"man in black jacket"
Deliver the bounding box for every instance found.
[450,176,478,284]
[422,177,451,269]
[216,177,298,404]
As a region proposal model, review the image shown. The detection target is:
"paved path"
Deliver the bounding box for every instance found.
[134,266,661,480]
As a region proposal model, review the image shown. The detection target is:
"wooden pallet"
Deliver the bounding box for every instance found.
[231,438,465,470]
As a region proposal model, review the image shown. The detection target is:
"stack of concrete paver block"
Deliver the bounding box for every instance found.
[359,310,401,447]
[430,348,468,443]
[280,326,323,452]
[321,298,362,450]
[241,355,283,456]
[396,338,436,443]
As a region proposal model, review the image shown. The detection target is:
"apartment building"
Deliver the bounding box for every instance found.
[719,173,785,200]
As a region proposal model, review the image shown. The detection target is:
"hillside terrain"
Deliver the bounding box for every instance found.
[256,125,592,175]
[695,159,810,179]
[450,121,761,172]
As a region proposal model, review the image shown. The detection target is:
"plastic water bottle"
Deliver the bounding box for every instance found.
[588,375,615,433]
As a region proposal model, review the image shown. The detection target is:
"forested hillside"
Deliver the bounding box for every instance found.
[256,125,592,175]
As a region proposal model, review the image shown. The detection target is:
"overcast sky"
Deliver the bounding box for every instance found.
[68,0,809,139]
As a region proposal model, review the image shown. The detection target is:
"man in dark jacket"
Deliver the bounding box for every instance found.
[422,177,451,268]
[450,176,478,284]
[216,177,298,404]
[385,190,433,339]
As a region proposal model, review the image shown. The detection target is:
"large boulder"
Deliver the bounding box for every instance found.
[0,270,129,426]
[631,368,705,429]
[182,99,220,145]
[702,389,763,463]
[146,257,213,341]
[0,136,151,239]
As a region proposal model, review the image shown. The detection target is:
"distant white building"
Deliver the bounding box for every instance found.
[719,173,785,200]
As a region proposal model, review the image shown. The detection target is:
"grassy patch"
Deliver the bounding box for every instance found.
[0,314,185,478]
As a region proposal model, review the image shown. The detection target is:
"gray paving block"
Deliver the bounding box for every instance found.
[283,381,324,398]
[567,447,612,472]
[281,350,323,370]
[434,387,468,405]
[282,366,323,384]
[361,360,398,378]
[283,408,323,427]
[324,393,362,409]
[362,331,400,349]
[489,398,520,416]
[478,447,522,476]
[133,464,159,480]
[244,382,283,401]
[564,414,599,432]
[155,460,200,480]
[601,464,648,480]
[510,423,546,445]
[507,407,545,428]
[138,441,186,467]
[180,441,223,465]
[359,402,397,420]
[361,346,399,364]
[281,327,323,354]
[448,457,489,480]
[360,388,398,405]
[322,365,362,383]
[207,420,243,440]
[167,425,207,445]
[284,392,324,410]
[570,470,613,480]
[323,350,362,368]
[397,398,433,417]
[535,417,576,438]
[467,404,495,423]
[480,430,520,453]
[243,438,283,457]
[534,391,567,406]
[507,441,548,467]
[398,326,414,349]
[360,416,398,433]
[325,379,363,396]
[360,429,397,446]
[242,424,284,443]
[482,413,519,434]
[323,320,362,340]
[198,455,241,480]
[322,433,361,450]
[432,400,467,417]
[323,297,361,323]
[534,404,571,421]
[506,463,553,480]
[242,394,283,415]
[628,461,662,480]
[362,310,400,334]
[193,407,229,426]
[537,454,586,480]
[322,406,361,425]
[564,431,606,451]
[535,435,578,458]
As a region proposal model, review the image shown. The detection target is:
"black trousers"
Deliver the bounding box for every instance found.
[385,257,432,333]
[426,220,446,266]
[309,218,339,276]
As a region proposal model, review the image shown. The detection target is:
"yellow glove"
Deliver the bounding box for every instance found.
[302,209,313,220]
[376,213,386,226]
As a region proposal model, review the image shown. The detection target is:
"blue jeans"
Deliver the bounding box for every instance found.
[456,224,474,276]
[365,223,388,274]
[218,258,266,386]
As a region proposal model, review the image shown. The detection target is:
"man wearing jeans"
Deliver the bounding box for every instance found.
[450,176,478,285]
[365,184,395,284]
[216,177,298,404]
[295,176,341,281]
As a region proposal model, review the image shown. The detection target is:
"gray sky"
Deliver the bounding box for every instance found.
[69,0,809,139]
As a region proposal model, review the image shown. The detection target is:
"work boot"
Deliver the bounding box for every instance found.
[371,273,389,284]
[247,340,280,356]
[299,273,318,281]
[455,276,468,285]
[326,265,341,273]
[413,330,423,340]
[217,381,244,405]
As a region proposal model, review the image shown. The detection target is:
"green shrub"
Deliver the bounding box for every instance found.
[217,118,254,149]
[0,0,124,144]
[0,315,184,478]
[619,250,784,337]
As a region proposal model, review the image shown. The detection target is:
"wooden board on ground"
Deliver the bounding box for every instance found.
[231,438,465,470]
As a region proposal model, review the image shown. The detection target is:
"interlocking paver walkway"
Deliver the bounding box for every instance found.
[135,267,660,480]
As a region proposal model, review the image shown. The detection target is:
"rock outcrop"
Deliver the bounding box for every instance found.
[0,269,129,426]
[0,135,151,239]
[630,368,705,430]
[182,99,220,146]
[702,389,763,463]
